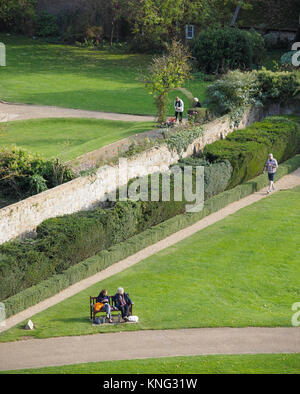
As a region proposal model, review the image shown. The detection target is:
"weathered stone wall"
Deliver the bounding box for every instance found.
[0,103,297,244]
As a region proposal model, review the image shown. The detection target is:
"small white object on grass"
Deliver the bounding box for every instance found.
[24,320,34,330]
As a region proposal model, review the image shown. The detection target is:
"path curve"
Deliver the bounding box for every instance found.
[1,168,300,336]
[0,102,156,122]
[1,327,300,371]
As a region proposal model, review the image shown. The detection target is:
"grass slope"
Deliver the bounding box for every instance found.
[0,118,155,161]
[0,35,207,116]
[1,354,300,374]
[1,186,299,342]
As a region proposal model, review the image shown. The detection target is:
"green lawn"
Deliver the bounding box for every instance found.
[1,186,300,343]
[0,35,207,116]
[0,118,155,161]
[1,354,300,374]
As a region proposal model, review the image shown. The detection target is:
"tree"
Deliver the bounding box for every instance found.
[144,41,191,123]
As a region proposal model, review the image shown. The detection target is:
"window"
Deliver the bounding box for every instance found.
[186,25,194,40]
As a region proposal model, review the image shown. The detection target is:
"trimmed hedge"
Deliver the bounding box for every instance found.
[191,27,265,74]
[0,199,186,301]
[3,154,300,318]
[204,116,300,189]
[176,157,233,200]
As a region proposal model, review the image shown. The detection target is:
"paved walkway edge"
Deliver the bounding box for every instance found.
[0,327,300,371]
[0,102,156,122]
[1,168,300,335]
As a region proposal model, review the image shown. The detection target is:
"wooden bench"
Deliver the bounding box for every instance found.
[90,296,133,323]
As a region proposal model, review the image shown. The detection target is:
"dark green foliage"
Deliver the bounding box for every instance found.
[36,11,59,38]
[255,70,299,104]
[178,157,233,200]
[204,117,300,188]
[0,0,37,35]
[3,154,300,318]
[191,27,265,74]
[187,107,208,124]
[206,70,299,122]
[0,198,185,301]
[0,147,75,200]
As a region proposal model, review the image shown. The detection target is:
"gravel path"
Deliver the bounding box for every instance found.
[0,327,300,371]
[0,102,156,122]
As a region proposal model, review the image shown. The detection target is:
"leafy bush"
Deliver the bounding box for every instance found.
[0,197,185,301]
[255,69,299,103]
[165,125,204,155]
[206,69,299,123]
[191,27,265,74]
[0,147,75,200]
[187,108,208,124]
[177,157,233,200]
[36,11,59,37]
[206,70,261,119]
[0,0,37,35]
[129,31,168,54]
[204,116,300,188]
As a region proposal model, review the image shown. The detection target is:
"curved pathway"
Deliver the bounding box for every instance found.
[0,102,156,122]
[1,327,300,371]
[1,168,300,337]
[0,169,300,371]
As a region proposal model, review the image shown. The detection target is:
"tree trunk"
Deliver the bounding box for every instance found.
[230,3,243,27]
[110,20,115,47]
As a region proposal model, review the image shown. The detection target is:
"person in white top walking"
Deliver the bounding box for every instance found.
[264,153,278,193]
[174,97,184,123]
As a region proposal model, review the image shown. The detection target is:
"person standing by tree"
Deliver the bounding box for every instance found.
[143,41,191,124]
[174,96,184,123]
[264,153,278,193]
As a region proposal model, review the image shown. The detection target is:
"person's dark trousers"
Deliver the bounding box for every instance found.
[175,111,183,122]
[119,304,130,319]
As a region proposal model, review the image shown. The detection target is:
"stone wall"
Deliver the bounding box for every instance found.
[0,103,296,244]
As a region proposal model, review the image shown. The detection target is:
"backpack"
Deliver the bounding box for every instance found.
[94,317,102,325]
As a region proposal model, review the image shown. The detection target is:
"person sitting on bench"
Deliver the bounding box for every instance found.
[96,289,113,323]
[114,287,132,322]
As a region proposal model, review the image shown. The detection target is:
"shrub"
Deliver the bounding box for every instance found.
[187,108,208,124]
[206,69,299,124]
[204,116,300,188]
[0,197,185,301]
[191,27,265,74]
[36,11,59,37]
[0,147,75,200]
[255,69,299,104]
[0,0,37,35]
[206,70,261,119]
[177,157,233,200]
[129,31,168,54]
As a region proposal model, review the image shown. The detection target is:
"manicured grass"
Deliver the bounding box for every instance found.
[0,35,207,116]
[0,118,155,161]
[1,186,300,342]
[1,353,300,374]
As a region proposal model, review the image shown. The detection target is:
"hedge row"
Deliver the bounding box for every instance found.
[204,116,300,189]
[0,199,185,301]
[3,154,300,318]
